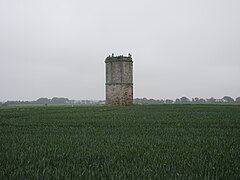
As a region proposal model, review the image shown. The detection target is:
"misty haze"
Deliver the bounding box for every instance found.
[0,0,239,102]
[1,1,240,179]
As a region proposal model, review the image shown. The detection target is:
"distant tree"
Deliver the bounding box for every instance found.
[198,98,206,104]
[192,97,206,104]
[51,97,70,104]
[156,99,165,104]
[192,97,199,104]
[4,101,19,106]
[134,98,165,104]
[175,98,181,104]
[216,99,224,103]
[222,96,234,103]
[149,99,156,104]
[166,99,173,104]
[69,100,75,104]
[180,97,190,103]
[133,98,141,104]
[236,97,240,103]
[207,97,216,103]
[36,98,51,104]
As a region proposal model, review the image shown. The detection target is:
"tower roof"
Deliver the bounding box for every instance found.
[105,54,133,63]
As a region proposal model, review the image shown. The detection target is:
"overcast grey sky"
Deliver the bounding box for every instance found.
[0,0,240,101]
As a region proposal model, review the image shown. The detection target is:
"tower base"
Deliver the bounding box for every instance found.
[106,84,133,105]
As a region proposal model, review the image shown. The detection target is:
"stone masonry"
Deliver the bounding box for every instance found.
[105,54,133,105]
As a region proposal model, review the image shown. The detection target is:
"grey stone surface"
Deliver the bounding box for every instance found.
[105,55,133,105]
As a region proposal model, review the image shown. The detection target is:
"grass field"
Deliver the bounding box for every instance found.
[0,105,240,179]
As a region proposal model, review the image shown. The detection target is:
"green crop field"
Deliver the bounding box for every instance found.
[0,105,240,179]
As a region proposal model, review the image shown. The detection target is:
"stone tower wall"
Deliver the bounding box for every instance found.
[105,55,133,105]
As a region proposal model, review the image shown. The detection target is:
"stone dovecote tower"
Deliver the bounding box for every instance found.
[105,54,133,105]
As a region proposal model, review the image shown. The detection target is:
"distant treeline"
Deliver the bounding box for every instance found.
[1,96,240,106]
[1,97,104,106]
[134,96,240,104]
